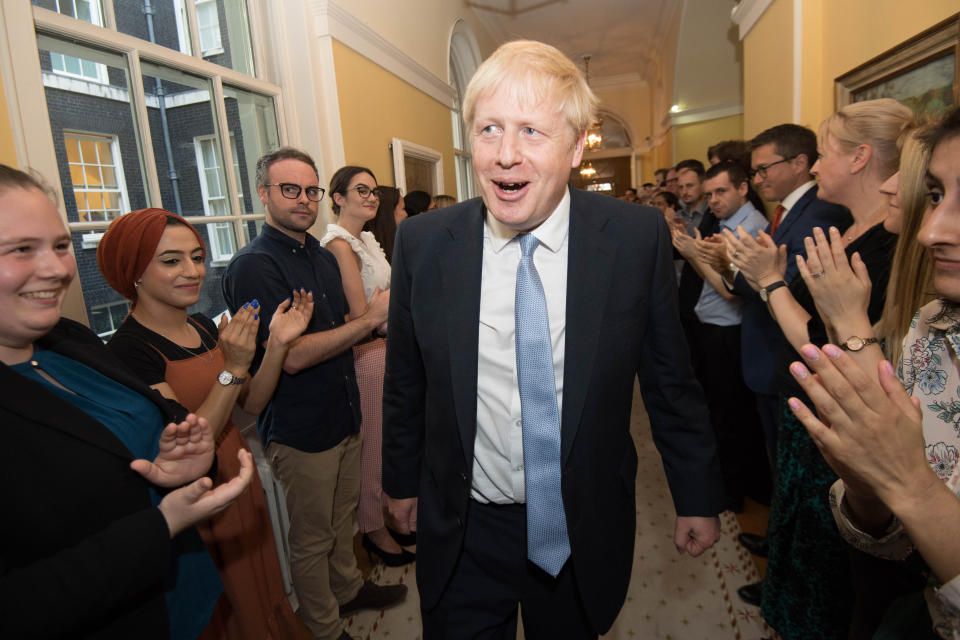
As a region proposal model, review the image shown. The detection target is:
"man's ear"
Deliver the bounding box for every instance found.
[570,130,587,168]
[258,185,269,206]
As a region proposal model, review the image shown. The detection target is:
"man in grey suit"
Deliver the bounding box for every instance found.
[382,40,724,639]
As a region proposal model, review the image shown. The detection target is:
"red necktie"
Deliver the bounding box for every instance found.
[770,204,786,235]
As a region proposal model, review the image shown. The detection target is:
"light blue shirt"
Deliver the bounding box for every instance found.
[694,201,769,326]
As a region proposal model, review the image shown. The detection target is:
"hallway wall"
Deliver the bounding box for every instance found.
[332,40,457,195]
[743,0,958,137]
[674,114,744,166]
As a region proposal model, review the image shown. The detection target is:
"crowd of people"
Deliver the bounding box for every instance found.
[2,35,959,640]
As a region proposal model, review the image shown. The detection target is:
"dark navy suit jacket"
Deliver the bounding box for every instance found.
[381,187,724,633]
[734,184,851,394]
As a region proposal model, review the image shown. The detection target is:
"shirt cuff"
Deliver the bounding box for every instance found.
[829,480,913,560]
[721,264,740,290]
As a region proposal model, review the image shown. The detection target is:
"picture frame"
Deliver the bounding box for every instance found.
[835,13,959,116]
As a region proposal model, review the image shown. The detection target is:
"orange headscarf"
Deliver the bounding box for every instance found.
[97,208,206,301]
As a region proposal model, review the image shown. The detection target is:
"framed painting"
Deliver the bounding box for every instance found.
[836,13,959,116]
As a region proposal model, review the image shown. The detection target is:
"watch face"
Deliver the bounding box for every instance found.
[846,336,865,351]
[218,371,232,385]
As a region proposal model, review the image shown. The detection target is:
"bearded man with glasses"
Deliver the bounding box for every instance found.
[222,147,406,640]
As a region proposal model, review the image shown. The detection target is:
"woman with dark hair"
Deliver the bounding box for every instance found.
[0,165,253,639]
[98,207,311,639]
[403,189,433,217]
[322,166,414,566]
[364,185,405,264]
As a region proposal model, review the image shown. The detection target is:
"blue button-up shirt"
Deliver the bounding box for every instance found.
[694,201,769,326]
[222,224,361,452]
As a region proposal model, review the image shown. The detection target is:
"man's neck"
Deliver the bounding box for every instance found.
[267,220,307,244]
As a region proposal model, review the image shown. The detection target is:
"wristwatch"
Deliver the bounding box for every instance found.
[840,336,879,352]
[759,280,787,302]
[217,370,248,386]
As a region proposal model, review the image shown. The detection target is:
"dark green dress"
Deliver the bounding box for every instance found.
[761,224,897,639]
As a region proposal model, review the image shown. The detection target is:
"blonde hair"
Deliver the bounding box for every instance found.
[462,40,599,145]
[875,124,936,364]
[819,98,913,180]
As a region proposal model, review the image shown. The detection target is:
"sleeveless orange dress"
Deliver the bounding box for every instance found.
[154,321,305,639]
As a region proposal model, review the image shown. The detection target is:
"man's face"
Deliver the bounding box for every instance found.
[624,189,638,202]
[471,84,584,232]
[676,169,702,207]
[918,136,960,302]
[703,171,748,220]
[664,168,679,194]
[751,143,801,202]
[258,158,319,240]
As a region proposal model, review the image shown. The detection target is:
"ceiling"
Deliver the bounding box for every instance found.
[465,0,683,84]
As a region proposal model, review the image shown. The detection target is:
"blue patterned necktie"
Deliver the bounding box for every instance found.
[515,233,570,577]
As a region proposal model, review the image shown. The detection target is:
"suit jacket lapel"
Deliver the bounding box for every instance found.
[561,189,615,464]
[439,204,485,466]
[0,360,135,461]
[773,185,818,242]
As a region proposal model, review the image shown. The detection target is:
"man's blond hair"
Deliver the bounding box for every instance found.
[462,40,599,145]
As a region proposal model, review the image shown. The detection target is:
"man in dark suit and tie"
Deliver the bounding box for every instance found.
[382,40,724,639]
[697,124,851,601]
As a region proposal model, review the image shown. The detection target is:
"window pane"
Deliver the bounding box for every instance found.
[223,86,279,215]
[189,222,231,316]
[201,0,255,74]
[142,61,223,218]
[243,218,266,244]
[70,230,131,338]
[112,0,192,55]
[38,36,148,224]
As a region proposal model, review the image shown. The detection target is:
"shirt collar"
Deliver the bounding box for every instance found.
[263,222,317,251]
[484,187,571,254]
[720,200,760,231]
[780,180,816,212]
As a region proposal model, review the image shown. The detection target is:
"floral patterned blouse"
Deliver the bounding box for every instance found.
[831,299,960,639]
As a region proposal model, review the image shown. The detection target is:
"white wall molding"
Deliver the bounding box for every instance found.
[730,0,775,40]
[311,0,456,108]
[669,101,743,126]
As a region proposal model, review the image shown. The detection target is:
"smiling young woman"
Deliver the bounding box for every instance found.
[0,165,255,639]
[97,207,312,639]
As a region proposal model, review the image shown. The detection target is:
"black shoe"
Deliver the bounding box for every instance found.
[738,581,763,607]
[388,527,417,547]
[737,532,769,558]
[339,580,408,617]
[361,533,416,567]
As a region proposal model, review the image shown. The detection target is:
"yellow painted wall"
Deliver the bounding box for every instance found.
[674,114,744,166]
[594,83,652,150]
[742,0,793,137]
[332,41,456,196]
[814,0,957,125]
[0,74,17,167]
[744,0,958,138]
[651,135,672,173]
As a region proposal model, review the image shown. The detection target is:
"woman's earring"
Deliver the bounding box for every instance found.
[134,280,141,288]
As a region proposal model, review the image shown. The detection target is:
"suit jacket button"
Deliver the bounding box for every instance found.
[460,472,467,484]
[457,517,463,528]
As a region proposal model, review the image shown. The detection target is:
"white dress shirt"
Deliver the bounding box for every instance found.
[471,189,570,504]
[777,180,816,226]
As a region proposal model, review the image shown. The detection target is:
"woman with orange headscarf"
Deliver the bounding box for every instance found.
[98,208,311,639]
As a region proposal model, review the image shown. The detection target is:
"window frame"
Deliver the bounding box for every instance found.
[193,133,242,263]
[3,2,287,323]
[64,131,129,223]
[49,0,108,83]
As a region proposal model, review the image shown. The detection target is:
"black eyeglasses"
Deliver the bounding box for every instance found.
[347,184,382,199]
[265,183,325,202]
[749,156,796,180]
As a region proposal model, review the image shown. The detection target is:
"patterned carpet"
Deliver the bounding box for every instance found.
[343,383,777,639]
